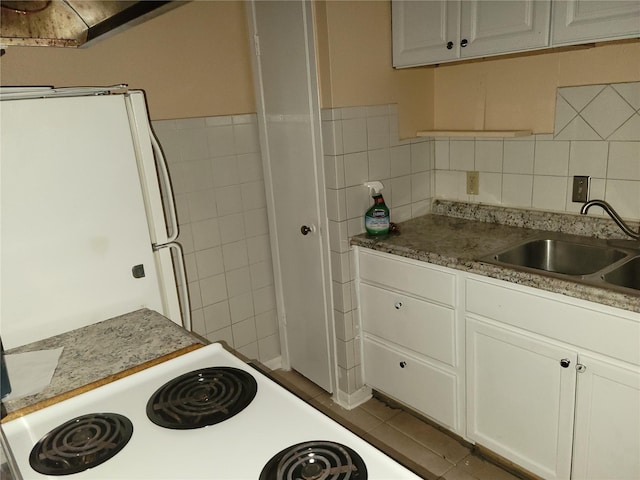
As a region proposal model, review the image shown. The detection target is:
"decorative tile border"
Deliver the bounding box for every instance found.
[554,82,640,141]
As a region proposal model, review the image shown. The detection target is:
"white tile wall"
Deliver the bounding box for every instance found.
[322,104,433,395]
[434,82,640,221]
[150,82,637,397]
[153,115,280,364]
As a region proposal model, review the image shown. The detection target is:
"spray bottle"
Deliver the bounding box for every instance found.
[364,181,390,236]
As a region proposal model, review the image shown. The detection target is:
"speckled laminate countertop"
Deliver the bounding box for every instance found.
[351,201,640,314]
[2,309,202,418]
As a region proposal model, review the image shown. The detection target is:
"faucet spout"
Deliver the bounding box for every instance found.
[580,200,640,241]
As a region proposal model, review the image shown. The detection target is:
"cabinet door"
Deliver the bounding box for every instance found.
[552,0,640,45]
[391,0,460,67]
[466,317,576,480]
[572,354,640,480]
[460,0,550,58]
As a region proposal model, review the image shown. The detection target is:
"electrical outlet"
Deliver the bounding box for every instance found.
[467,171,479,195]
[572,175,590,203]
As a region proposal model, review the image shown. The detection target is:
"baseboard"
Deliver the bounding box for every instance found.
[261,355,282,371]
[333,385,372,410]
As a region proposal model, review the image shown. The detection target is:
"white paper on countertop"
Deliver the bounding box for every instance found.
[3,347,64,400]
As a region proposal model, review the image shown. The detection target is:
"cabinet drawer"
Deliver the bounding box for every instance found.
[360,283,455,366]
[466,276,640,366]
[359,250,456,306]
[363,336,457,430]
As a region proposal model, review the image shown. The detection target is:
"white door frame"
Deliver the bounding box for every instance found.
[247,0,337,393]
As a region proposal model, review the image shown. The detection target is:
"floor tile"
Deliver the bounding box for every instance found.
[359,396,402,422]
[387,411,471,464]
[271,369,326,400]
[441,454,523,480]
[314,395,385,434]
[366,423,455,477]
[270,368,526,480]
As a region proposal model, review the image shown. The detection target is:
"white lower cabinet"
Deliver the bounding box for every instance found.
[356,249,463,433]
[356,249,640,480]
[572,353,640,480]
[466,316,640,480]
[466,317,577,480]
[466,275,640,480]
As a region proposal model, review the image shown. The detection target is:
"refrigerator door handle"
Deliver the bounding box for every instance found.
[150,131,179,244]
[155,242,192,332]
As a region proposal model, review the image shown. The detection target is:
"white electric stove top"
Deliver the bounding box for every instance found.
[2,343,421,479]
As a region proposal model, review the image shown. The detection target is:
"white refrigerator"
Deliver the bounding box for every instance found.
[0,86,190,349]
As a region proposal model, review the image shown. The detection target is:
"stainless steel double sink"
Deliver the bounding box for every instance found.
[479,234,640,295]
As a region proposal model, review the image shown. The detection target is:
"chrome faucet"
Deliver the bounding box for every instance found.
[580,200,640,241]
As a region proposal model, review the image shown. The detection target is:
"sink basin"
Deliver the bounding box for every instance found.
[602,257,640,291]
[490,239,627,276]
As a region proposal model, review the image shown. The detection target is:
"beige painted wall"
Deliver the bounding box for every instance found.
[2,1,637,136]
[0,1,255,120]
[0,0,433,134]
[313,2,640,138]
[433,41,640,134]
[315,0,434,138]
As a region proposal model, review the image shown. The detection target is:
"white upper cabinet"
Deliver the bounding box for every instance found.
[393,0,640,68]
[392,0,551,67]
[552,0,640,45]
[459,0,551,58]
[392,0,460,66]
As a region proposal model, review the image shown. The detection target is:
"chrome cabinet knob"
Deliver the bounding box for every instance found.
[399,361,407,368]
[446,41,454,50]
[300,225,312,235]
[560,358,571,368]
[394,301,403,310]
[461,38,468,47]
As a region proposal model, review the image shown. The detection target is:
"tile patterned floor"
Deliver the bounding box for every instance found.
[270,368,529,480]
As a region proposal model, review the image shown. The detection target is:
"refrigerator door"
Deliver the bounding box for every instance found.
[0,94,181,348]
[124,91,190,330]
[124,91,177,246]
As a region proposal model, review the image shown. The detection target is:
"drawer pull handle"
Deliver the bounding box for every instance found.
[394,302,403,310]
[399,361,407,368]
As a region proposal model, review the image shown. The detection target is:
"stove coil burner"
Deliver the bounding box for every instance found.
[146,367,257,429]
[29,413,133,476]
[260,441,368,480]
